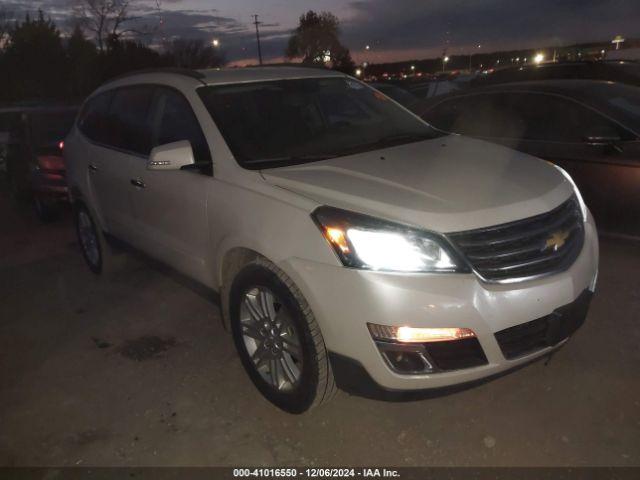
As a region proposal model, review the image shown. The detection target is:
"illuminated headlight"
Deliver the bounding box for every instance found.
[553,164,588,222]
[312,206,467,273]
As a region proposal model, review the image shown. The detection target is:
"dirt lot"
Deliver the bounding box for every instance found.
[1,193,639,467]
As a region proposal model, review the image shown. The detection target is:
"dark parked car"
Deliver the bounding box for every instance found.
[2,106,77,220]
[472,60,640,88]
[368,82,419,110]
[418,80,640,237]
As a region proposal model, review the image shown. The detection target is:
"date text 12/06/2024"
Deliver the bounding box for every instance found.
[233,468,401,478]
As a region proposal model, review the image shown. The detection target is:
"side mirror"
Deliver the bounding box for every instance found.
[147,140,194,171]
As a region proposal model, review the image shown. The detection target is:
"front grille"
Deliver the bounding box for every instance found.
[448,197,584,282]
[494,316,550,359]
[495,289,592,359]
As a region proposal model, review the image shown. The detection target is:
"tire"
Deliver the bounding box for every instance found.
[6,159,30,202]
[229,258,337,413]
[74,203,127,275]
[34,195,59,223]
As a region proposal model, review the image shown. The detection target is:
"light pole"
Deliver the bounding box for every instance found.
[252,14,263,65]
[469,44,481,71]
[612,35,625,50]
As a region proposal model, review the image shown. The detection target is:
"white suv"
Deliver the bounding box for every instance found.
[65,67,599,413]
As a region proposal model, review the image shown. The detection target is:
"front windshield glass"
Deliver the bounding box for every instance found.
[198,77,440,168]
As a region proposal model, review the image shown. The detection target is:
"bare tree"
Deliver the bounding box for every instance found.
[73,0,147,51]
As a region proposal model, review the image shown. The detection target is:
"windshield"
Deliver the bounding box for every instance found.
[198,77,441,168]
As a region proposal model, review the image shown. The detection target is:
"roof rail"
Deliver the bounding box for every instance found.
[242,62,332,70]
[108,67,206,83]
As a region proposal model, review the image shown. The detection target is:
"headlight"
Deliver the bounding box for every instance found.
[553,164,587,222]
[312,206,467,273]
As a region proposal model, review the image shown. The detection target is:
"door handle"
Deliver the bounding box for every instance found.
[88,164,98,172]
[130,178,146,189]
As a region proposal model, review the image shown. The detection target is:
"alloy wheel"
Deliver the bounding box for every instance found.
[239,286,304,391]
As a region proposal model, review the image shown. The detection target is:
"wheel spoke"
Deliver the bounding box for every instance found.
[258,290,277,321]
[243,295,263,322]
[280,357,298,384]
[281,335,302,359]
[252,346,268,368]
[269,359,280,388]
[241,322,262,340]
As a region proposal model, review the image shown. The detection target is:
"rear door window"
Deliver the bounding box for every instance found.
[503,92,633,143]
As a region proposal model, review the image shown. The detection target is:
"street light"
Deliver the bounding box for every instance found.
[442,56,449,72]
[534,53,544,64]
[612,35,625,50]
[355,68,362,77]
[469,44,481,71]
[212,39,220,47]
[365,45,371,51]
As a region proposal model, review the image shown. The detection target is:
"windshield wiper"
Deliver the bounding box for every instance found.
[334,132,435,157]
[372,132,435,148]
[244,133,435,168]
[244,154,335,166]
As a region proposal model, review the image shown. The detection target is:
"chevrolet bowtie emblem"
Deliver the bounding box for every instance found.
[545,230,570,252]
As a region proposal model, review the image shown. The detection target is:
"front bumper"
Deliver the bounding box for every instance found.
[280,216,599,392]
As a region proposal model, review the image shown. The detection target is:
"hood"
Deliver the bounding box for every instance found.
[261,135,574,233]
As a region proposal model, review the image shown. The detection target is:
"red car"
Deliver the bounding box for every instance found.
[3,106,78,221]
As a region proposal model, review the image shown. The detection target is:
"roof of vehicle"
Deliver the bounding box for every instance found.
[502,59,634,69]
[448,78,636,101]
[199,65,346,84]
[105,65,346,89]
[0,105,78,115]
[472,60,640,87]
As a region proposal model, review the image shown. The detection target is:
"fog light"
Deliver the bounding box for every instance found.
[368,323,476,343]
[382,349,431,373]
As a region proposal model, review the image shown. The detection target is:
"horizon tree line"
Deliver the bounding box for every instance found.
[0,2,358,104]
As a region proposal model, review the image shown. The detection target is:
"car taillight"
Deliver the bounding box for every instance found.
[37,155,65,171]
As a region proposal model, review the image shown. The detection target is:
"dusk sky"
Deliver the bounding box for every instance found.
[1,0,638,64]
